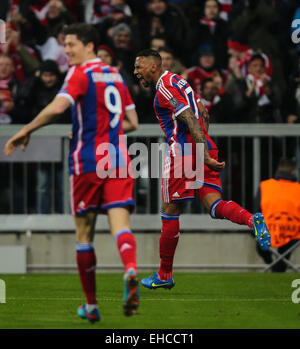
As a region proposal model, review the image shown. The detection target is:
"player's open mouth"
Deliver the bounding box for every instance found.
[135,73,150,87]
[135,73,144,82]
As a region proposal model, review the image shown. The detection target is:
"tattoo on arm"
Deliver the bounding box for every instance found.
[202,108,210,131]
[197,100,210,131]
[176,108,210,161]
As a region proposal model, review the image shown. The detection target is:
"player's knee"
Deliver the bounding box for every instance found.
[161,202,181,216]
[209,199,223,219]
[74,213,96,242]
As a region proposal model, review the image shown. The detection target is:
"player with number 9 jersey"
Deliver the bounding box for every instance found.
[57,58,136,215]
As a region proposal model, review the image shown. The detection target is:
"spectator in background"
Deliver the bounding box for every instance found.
[255,158,300,272]
[226,53,282,123]
[136,0,190,66]
[193,0,230,69]
[227,36,273,79]
[110,22,136,77]
[0,22,40,82]
[36,24,69,73]
[17,59,70,213]
[158,47,187,78]
[43,0,74,38]
[231,0,286,94]
[91,0,136,50]
[17,0,73,50]
[0,54,21,124]
[84,0,132,25]
[200,77,234,123]
[97,44,117,66]
[150,34,167,52]
[17,59,69,123]
[186,44,227,96]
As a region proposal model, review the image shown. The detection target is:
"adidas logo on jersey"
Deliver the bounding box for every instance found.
[172,192,180,198]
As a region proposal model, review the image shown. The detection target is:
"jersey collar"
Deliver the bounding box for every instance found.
[156,70,169,90]
[81,58,102,66]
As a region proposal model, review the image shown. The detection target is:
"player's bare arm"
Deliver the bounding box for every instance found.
[197,100,210,132]
[176,107,225,172]
[123,108,139,133]
[4,96,71,156]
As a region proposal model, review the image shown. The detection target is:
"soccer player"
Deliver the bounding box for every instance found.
[133,49,271,290]
[4,23,139,322]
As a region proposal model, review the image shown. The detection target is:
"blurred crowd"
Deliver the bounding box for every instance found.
[1,0,300,126]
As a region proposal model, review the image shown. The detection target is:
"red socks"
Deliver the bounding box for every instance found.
[76,242,97,305]
[116,230,137,273]
[212,199,253,228]
[76,231,136,305]
[158,212,180,281]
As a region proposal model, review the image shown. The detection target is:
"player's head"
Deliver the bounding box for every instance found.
[63,23,99,65]
[134,49,162,87]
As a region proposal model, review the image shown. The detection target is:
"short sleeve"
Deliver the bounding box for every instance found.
[157,84,190,117]
[56,66,89,105]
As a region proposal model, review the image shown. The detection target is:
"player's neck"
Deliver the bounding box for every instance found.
[153,69,165,86]
[81,53,98,65]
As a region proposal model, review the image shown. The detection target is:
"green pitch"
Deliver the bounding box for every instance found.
[0,273,299,329]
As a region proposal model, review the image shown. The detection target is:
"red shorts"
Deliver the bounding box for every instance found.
[162,149,222,203]
[70,172,134,216]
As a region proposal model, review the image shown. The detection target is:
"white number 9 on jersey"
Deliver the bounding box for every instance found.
[104,85,122,128]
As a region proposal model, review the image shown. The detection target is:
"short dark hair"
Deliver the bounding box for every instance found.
[150,34,167,42]
[136,49,162,62]
[202,77,214,89]
[249,53,265,66]
[158,47,174,56]
[63,23,99,53]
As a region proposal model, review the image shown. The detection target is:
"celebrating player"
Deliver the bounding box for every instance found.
[133,49,270,290]
[4,23,139,322]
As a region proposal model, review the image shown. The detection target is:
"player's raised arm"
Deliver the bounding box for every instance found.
[176,107,225,172]
[4,96,71,156]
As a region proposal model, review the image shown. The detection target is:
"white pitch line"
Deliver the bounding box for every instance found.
[5,297,290,302]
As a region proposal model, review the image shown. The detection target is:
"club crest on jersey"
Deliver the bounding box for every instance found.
[170,97,179,107]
